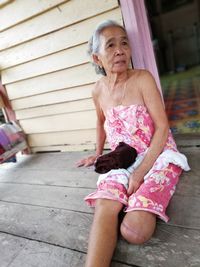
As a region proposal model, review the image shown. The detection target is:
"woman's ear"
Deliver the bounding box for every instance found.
[92,54,101,66]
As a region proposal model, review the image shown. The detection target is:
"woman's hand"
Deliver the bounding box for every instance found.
[127,171,144,195]
[76,155,99,167]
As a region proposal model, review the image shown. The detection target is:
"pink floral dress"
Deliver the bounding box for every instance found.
[85,104,190,222]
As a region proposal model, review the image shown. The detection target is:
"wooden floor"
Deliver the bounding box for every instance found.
[0,141,200,267]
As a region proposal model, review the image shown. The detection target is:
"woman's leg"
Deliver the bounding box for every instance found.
[120,163,183,244]
[120,211,156,244]
[85,199,123,267]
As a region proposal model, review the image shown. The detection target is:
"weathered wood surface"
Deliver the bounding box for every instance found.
[0,0,68,32]
[27,128,96,147]
[5,63,98,100]
[4,43,89,86]
[0,148,199,266]
[0,0,123,153]
[15,98,94,121]
[0,8,121,71]
[19,109,96,134]
[0,0,118,52]
[174,133,200,147]
[0,232,130,267]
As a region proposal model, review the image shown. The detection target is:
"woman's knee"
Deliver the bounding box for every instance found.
[95,199,123,216]
[120,211,156,245]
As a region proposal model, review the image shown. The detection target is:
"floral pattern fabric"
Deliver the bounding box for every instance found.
[104,104,178,153]
[85,104,189,222]
[126,163,182,222]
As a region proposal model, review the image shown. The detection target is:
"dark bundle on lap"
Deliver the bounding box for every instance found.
[94,142,137,174]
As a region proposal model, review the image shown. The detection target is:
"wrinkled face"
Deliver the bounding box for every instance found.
[94,26,131,75]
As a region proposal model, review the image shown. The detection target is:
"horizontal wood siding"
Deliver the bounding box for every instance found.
[0,0,122,152]
[0,0,68,31]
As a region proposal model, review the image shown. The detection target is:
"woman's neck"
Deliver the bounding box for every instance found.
[106,71,129,90]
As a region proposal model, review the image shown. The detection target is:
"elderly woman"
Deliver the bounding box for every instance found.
[77,20,190,267]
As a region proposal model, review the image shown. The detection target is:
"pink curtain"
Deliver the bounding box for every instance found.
[120,0,163,99]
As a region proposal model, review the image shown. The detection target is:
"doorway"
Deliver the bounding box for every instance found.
[145,0,200,134]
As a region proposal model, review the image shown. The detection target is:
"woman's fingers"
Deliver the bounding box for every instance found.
[127,178,141,195]
[127,180,135,195]
[84,159,94,167]
[76,159,85,167]
[76,155,97,167]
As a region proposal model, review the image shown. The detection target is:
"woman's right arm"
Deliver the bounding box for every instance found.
[76,83,106,167]
[94,89,106,157]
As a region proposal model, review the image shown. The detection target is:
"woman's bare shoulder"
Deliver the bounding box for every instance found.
[128,69,152,81]
[92,78,104,97]
[130,70,158,93]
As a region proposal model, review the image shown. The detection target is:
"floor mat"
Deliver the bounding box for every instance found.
[163,76,200,134]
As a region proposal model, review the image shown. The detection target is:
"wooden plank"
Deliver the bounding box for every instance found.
[166,151,200,228]
[0,0,11,8]
[0,183,92,213]
[31,143,96,153]
[175,133,200,147]
[0,232,29,267]
[0,169,97,188]
[6,63,98,100]
[14,98,94,120]
[29,143,96,153]
[19,109,96,134]
[0,232,87,267]
[2,43,89,83]
[15,98,94,120]
[0,150,93,170]
[27,128,96,147]
[31,143,110,153]
[175,176,200,196]
[0,201,200,267]
[0,0,118,51]
[0,8,122,70]
[177,146,200,153]
[11,84,94,111]
[179,149,200,172]
[116,224,200,267]
[0,0,68,31]
[166,194,200,229]
[0,233,133,267]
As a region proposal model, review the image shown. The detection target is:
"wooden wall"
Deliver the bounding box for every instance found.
[0,0,123,152]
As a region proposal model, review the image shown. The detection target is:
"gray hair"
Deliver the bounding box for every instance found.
[88,20,126,76]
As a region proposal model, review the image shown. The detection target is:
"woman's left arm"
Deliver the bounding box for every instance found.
[128,70,169,195]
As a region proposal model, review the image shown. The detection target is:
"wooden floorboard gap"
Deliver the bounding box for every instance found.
[0,199,93,215]
[0,181,95,189]
[0,230,87,254]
